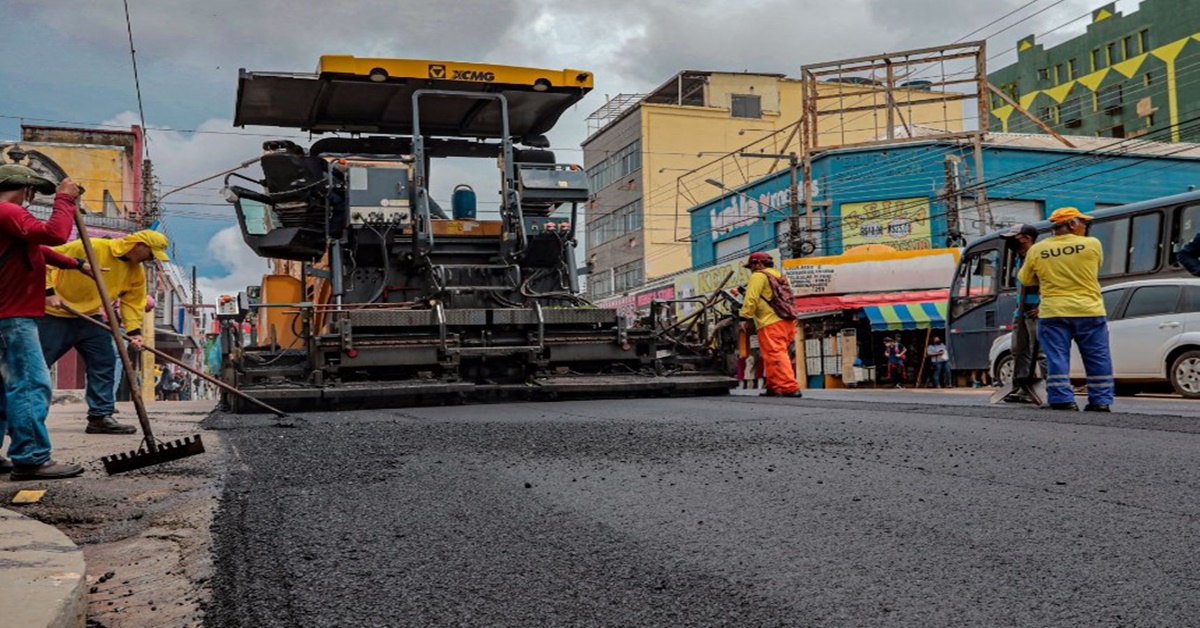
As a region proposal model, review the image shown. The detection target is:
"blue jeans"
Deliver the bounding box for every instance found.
[1037,316,1114,406]
[37,315,118,418]
[931,361,951,387]
[0,318,54,466]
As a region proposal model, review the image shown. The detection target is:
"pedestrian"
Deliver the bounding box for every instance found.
[737,251,802,397]
[926,335,951,388]
[1177,229,1200,276]
[999,223,1048,402]
[885,337,907,386]
[1017,207,1113,411]
[42,229,171,433]
[0,167,89,480]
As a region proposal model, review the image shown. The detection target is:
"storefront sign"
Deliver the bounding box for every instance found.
[840,198,932,251]
[783,247,960,296]
[674,249,781,317]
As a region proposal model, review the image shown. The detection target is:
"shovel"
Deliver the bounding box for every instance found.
[62,304,288,418]
[69,210,205,474]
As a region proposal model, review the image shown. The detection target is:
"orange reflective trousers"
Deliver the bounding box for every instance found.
[758,319,800,394]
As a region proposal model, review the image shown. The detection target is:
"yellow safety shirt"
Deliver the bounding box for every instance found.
[46,238,148,334]
[1016,233,1105,318]
[739,268,785,330]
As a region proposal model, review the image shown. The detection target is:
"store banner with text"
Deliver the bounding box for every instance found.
[840,198,932,251]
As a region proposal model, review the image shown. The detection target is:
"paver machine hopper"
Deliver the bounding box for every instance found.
[216,56,735,411]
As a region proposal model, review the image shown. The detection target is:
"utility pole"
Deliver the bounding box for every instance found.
[943,155,965,247]
[738,151,808,257]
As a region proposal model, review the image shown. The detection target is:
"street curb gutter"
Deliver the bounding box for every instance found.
[0,507,86,628]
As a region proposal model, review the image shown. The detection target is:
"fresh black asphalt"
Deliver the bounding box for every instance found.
[203,395,1200,627]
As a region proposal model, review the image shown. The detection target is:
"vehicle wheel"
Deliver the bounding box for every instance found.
[1170,350,1200,399]
[994,353,1014,387]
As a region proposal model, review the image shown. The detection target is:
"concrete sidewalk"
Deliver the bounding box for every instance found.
[0,507,86,628]
[1,398,222,628]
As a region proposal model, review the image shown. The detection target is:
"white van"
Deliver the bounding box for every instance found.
[989,278,1200,398]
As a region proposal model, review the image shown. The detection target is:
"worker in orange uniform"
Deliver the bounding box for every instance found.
[738,251,802,398]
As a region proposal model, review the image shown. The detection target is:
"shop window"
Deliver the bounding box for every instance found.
[1128,212,1162,274]
[731,94,762,119]
[1123,285,1181,318]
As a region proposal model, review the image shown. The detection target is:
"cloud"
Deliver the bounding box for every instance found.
[195,225,271,301]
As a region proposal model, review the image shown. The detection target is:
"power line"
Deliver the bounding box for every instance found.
[122,0,149,158]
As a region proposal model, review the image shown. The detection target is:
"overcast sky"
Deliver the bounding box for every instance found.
[0,0,1139,297]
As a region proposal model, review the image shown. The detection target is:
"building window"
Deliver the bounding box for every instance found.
[585,140,641,192]
[1098,124,1126,138]
[1054,64,1063,83]
[1002,82,1019,102]
[1037,67,1051,81]
[1139,29,1151,53]
[1091,49,1103,71]
[1145,113,1155,127]
[1037,106,1055,123]
[1105,42,1117,66]
[1123,36,1136,60]
[586,199,643,248]
[730,94,762,119]
[590,271,613,297]
[1060,98,1082,126]
[1098,84,1123,113]
[1067,58,1079,80]
[612,260,643,292]
[1144,72,1155,87]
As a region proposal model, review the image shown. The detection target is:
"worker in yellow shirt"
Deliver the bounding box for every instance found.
[737,251,802,398]
[1016,208,1112,412]
[42,230,170,433]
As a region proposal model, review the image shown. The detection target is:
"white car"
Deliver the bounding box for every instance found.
[989,278,1200,398]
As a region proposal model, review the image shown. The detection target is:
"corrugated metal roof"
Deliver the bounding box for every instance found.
[983,132,1200,158]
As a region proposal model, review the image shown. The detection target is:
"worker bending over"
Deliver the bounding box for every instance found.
[1016,208,1113,412]
[43,230,171,434]
[738,251,802,398]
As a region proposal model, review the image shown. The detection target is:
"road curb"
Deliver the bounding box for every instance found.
[0,507,87,628]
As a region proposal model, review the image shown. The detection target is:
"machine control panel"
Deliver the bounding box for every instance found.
[348,164,413,226]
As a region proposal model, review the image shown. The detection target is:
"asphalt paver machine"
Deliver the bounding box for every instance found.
[217,56,734,411]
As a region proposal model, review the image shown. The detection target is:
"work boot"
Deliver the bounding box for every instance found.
[1084,403,1111,412]
[760,390,778,397]
[1049,402,1079,411]
[0,456,12,474]
[780,391,804,398]
[86,415,138,435]
[10,460,84,481]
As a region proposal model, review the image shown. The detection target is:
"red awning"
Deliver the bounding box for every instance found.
[794,289,950,315]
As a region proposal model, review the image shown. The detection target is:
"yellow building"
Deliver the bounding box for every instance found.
[582,71,962,299]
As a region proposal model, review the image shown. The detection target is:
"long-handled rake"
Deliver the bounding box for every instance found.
[70,210,206,474]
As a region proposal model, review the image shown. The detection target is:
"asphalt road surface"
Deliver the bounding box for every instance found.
[204,393,1200,627]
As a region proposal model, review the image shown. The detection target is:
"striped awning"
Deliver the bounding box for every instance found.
[861,301,947,331]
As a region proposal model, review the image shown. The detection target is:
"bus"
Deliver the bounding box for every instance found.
[946,189,1200,375]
